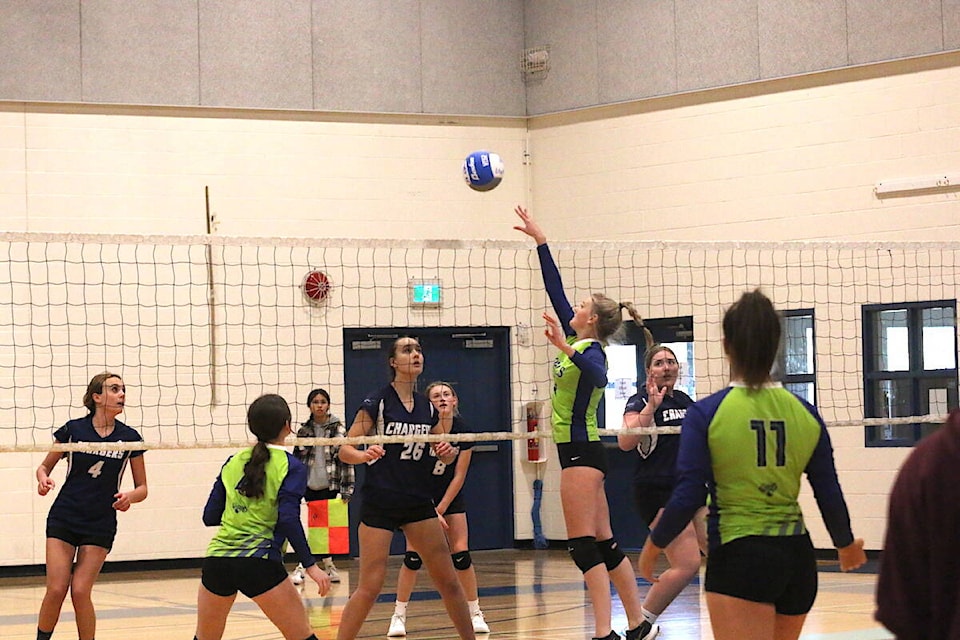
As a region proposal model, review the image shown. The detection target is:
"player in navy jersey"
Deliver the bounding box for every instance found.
[195,393,329,640]
[515,205,656,640]
[387,381,489,637]
[336,337,475,640]
[617,344,704,639]
[638,290,866,640]
[34,372,147,640]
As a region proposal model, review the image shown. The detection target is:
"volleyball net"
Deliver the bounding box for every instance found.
[1,231,957,452]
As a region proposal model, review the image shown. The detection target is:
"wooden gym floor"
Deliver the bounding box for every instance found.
[1,549,892,640]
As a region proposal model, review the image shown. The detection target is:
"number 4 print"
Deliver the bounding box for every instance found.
[87,460,105,478]
[750,420,786,467]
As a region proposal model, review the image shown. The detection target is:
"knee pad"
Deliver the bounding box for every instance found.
[451,550,472,571]
[403,551,423,571]
[567,536,602,574]
[596,538,626,571]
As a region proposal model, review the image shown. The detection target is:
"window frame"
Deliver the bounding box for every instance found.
[777,308,816,405]
[862,299,959,447]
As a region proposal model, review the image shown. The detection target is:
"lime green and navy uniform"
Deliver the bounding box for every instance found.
[537,243,607,450]
[649,382,855,612]
[203,444,313,566]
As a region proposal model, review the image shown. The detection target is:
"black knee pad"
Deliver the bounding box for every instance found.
[403,551,423,571]
[596,538,626,571]
[567,536,602,574]
[451,550,472,571]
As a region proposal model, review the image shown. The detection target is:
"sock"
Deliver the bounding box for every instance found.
[37,630,53,640]
[468,599,481,616]
[394,600,408,616]
[641,606,658,625]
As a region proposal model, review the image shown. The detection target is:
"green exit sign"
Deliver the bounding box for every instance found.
[410,279,442,307]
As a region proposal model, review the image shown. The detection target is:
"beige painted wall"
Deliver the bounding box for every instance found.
[4,54,960,566]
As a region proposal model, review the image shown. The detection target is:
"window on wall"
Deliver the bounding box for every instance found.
[775,309,816,404]
[862,300,959,446]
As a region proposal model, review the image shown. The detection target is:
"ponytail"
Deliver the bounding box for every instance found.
[237,441,271,499]
[238,393,292,499]
[620,301,655,348]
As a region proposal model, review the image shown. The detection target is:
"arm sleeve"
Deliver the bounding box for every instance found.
[570,343,608,388]
[536,243,575,336]
[277,457,316,568]
[202,472,226,527]
[650,402,711,547]
[804,422,855,549]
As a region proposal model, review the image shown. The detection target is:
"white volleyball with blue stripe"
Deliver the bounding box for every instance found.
[463,150,504,191]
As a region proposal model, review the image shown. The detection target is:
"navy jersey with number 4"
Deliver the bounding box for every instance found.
[359,385,438,507]
[46,415,145,537]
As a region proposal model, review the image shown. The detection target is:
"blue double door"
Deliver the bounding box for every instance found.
[342,326,515,555]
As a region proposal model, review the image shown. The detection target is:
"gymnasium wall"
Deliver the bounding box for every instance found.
[3,1,960,117]
[5,54,960,566]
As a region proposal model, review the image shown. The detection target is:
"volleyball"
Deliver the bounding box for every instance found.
[463,150,504,191]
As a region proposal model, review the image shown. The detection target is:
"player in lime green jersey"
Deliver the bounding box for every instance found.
[514,205,657,640]
[638,289,866,640]
[196,394,330,640]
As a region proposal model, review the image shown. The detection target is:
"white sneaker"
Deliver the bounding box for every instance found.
[472,611,490,634]
[387,613,407,637]
[290,564,305,586]
[323,559,341,583]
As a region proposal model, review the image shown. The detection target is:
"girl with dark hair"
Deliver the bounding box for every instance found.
[638,289,866,640]
[196,393,330,640]
[336,337,474,640]
[387,381,489,637]
[617,344,703,639]
[35,372,147,640]
[514,205,651,640]
[290,387,353,585]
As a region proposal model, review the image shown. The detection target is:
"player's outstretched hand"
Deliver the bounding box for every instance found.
[838,538,867,572]
[306,563,332,596]
[513,205,547,245]
[543,313,566,350]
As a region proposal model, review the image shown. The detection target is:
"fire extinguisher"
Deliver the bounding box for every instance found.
[526,403,540,462]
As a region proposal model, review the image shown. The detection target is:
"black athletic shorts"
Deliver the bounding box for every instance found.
[632,484,674,527]
[361,497,437,532]
[705,533,818,615]
[556,440,608,473]
[442,493,467,516]
[47,525,114,551]
[201,556,289,598]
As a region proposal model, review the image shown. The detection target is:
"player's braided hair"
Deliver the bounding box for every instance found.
[238,394,291,499]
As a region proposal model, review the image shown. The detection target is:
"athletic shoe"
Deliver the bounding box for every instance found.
[290,564,305,586]
[387,613,406,637]
[625,621,659,640]
[323,559,341,583]
[472,611,490,634]
[593,632,621,640]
